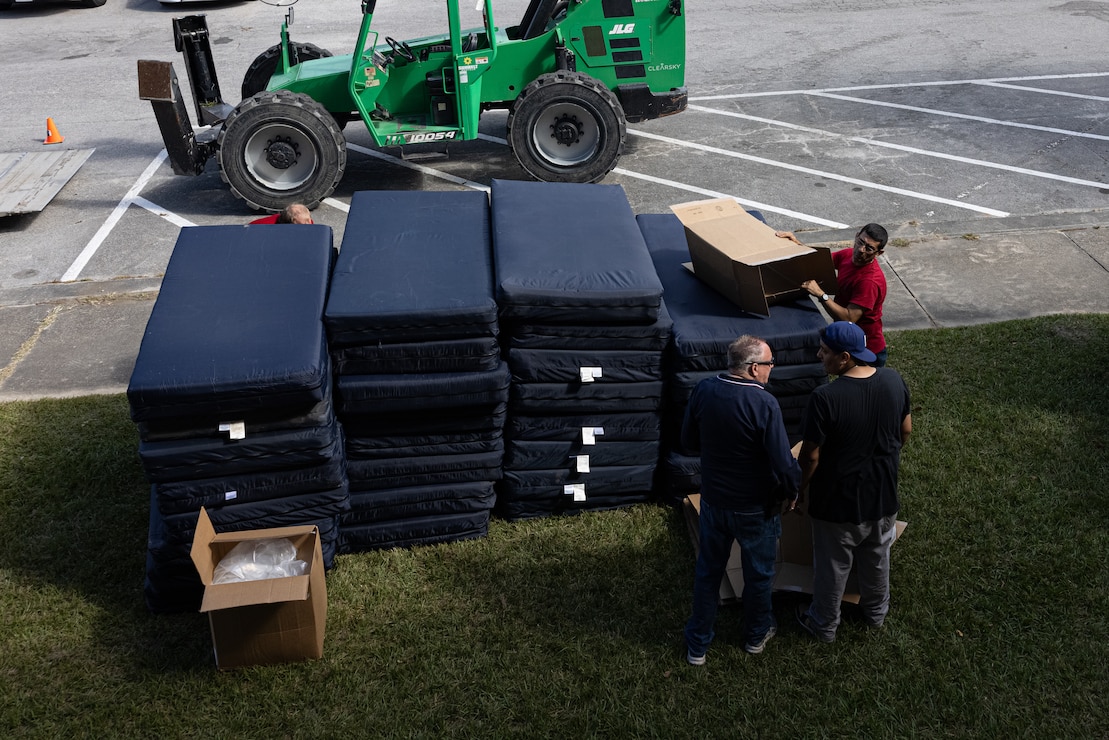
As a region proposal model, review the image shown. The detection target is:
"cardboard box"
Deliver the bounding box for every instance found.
[683,494,907,604]
[670,198,837,316]
[190,507,327,670]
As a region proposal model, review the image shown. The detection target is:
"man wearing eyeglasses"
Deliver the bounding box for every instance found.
[776,224,890,367]
[681,335,801,665]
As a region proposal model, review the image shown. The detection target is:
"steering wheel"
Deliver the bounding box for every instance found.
[385,36,417,63]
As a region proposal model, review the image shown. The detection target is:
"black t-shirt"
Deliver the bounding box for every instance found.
[802,368,911,523]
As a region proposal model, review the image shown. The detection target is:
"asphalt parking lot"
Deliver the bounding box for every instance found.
[1,0,1108,399]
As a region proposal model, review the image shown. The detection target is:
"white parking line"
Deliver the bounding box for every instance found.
[688,104,1109,190]
[610,168,849,228]
[477,133,847,226]
[61,151,169,283]
[627,129,1010,217]
[690,72,1109,100]
[972,81,1109,102]
[131,196,196,228]
[809,92,1109,142]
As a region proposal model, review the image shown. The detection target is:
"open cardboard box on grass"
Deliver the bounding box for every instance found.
[190,507,327,670]
[683,493,907,604]
[670,198,837,316]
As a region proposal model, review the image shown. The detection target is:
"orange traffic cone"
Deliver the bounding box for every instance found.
[44,118,64,145]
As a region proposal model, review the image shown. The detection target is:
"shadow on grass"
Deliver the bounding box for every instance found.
[0,395,213,675]
[1,316,1107,737]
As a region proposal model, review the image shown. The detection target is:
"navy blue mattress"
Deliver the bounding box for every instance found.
[154,457,347,516]
[510,381,664,413]
[508,303,673,350]
[343,481,496,524]
[127,225,334,422]
[143,555,204,614]
[346,433,503,460]
[637,213,828,371]
[339,511,490,552]
[496,464,655,520]
[342,403,507,436]
[337,362,511,415]
[508,349,664,384]
[138,418,342,483]
[658,451,702,500]
[159,484,350,539]
[504,439,660,469]
[332,337,501,375]
[507,412,661,441]
[347,450,503,491]
[500,464,656,492]
[668,363,828,403]
[491,179,663,324]
[136,395,334,443]
[147,492,341,571]
[326,190,497,344]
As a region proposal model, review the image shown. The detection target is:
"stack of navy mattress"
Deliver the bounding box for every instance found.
[491,179,670,520]
[130,225,349,614]
[636,213,829,502]
[325,191,509,551]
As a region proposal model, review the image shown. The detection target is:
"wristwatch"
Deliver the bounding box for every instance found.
[819,293,830,303]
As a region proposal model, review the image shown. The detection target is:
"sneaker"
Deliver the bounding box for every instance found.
[686,649,706,666]
[742,626,777,655]
[796,604,835,643]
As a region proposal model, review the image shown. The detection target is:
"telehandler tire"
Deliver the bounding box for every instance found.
[217,90,346,212]
[241,42,332,100]
[507,71,626,183]
[241,43,355,129]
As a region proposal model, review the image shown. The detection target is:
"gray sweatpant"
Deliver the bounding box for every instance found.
[807,514,898,640]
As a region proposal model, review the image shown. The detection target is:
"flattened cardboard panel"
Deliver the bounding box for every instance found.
[684,493,906,604]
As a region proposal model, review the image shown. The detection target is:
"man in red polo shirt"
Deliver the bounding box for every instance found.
[776,224,889,367]
[249,203,313,225]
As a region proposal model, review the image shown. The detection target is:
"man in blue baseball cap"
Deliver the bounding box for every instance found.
[794,321,912,642]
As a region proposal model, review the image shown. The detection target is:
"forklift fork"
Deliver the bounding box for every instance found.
[137,15,233,176]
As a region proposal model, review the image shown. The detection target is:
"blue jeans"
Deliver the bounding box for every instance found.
[685,499,781,655]
[873,348,888,367]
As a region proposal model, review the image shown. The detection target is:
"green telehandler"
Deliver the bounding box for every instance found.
[138,0,686,212]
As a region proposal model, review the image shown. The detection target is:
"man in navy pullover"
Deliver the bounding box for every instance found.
[682,335,801,664]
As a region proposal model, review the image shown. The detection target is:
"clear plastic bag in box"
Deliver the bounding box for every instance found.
[212,537,308,584]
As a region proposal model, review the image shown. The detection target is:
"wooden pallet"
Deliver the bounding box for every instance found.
[0,148,94,217]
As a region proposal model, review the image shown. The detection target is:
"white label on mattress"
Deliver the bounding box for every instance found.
[581,426,605,445]
[572,455,590,473]
[224,490,238,501]
[219,422,246,440]
[579,366,603,383]
[564,483,586,501]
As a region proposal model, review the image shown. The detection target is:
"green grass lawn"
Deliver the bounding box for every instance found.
[1,315,1106,737]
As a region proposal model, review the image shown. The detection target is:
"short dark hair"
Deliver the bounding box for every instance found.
[859,223,888,250]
